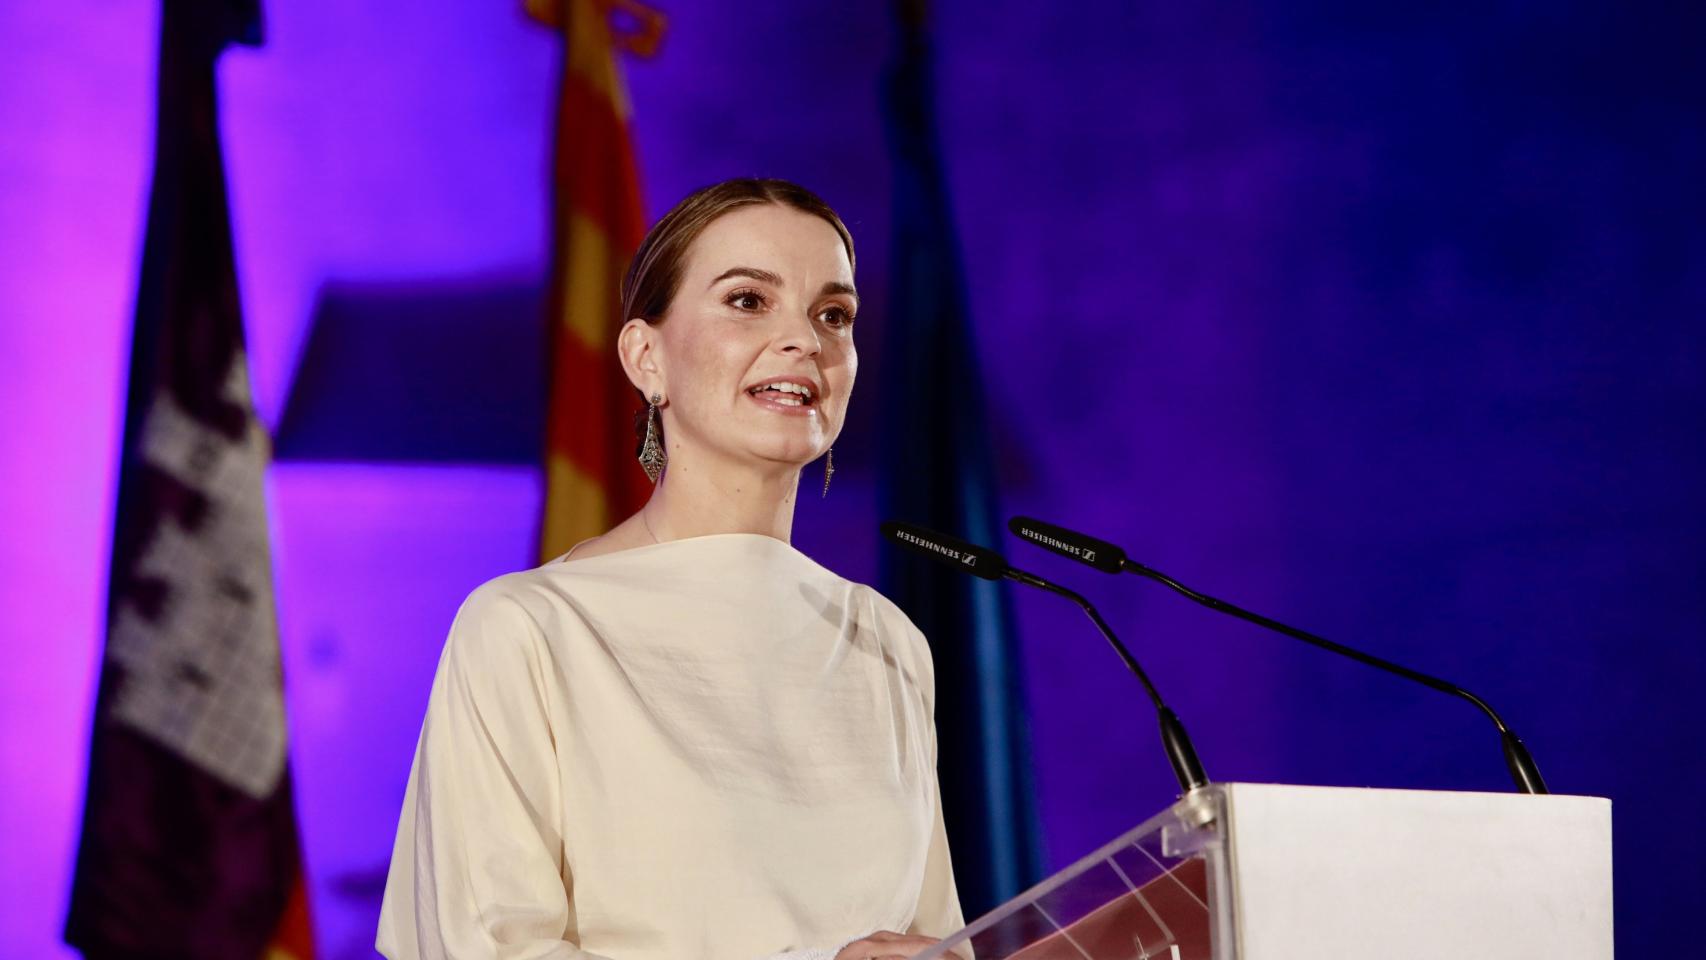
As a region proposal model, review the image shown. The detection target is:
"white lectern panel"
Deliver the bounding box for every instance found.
[1223,783,1612,960]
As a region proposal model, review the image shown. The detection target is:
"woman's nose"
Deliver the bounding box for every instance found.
[775,309,822,356]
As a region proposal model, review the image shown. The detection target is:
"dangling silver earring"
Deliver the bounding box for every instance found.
[821,446,834,498]
[638,393,666,483]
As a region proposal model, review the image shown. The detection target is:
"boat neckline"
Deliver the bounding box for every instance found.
[546,531,815,569]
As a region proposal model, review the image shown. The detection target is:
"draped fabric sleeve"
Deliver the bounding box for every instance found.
[905,619,967,940]
[908,777,965,939]
[378,582,612,960]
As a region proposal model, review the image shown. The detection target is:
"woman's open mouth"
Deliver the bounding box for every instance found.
[746,379,819,414]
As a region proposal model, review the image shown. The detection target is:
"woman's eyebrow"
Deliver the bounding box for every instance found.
[819,281,858,300]
[708,266,784,288]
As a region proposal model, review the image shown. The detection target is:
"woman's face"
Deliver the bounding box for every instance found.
[647,203,858,473]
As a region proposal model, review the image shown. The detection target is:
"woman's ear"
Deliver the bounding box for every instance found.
[617,318,662,398]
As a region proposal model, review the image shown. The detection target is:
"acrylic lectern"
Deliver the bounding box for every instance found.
[916,783,1612,960]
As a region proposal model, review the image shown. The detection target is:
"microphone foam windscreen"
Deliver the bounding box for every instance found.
[1009,516,1127,573]
[881,521,1009,580]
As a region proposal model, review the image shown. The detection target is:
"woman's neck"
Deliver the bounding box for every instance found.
[643,450,801,544]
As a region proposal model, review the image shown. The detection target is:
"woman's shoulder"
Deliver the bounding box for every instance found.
[440,563,605,659]
[843,580,937,674]
[453,566,559,624]
[847,579,921,633]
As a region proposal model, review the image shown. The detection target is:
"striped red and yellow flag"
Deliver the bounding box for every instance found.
[528,0,664,560]
[264,876,316,960]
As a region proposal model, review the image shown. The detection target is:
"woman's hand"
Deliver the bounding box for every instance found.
[833,930,952,960]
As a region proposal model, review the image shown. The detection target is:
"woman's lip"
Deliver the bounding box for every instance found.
[746,376,822,395]
[746,390,819,416]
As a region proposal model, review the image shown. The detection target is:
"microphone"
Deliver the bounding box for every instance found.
[882,520,1209,795]
[1009,515,1549,795]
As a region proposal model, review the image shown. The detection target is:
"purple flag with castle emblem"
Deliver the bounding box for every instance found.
[64,1,315,957]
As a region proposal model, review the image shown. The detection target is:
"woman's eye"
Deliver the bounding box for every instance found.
[727,290,766,311]
[819,306,855,328]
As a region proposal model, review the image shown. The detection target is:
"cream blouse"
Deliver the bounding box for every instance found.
[377,534,963,959]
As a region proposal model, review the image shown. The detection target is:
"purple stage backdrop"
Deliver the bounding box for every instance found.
[3,2,1701,958]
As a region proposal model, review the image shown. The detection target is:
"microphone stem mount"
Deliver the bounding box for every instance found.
[1006,568,1210,794]
[1120,558,1548,795]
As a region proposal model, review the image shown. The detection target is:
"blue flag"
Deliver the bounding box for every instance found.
[877,0,1045,919]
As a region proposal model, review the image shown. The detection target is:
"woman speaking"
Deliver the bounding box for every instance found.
[378,179,964,960]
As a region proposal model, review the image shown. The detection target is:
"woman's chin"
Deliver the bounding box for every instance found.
[740,437,828,470]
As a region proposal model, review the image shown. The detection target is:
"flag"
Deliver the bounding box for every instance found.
[877,0,1046,919]
[529,0,663,561]
[65,1,314,957]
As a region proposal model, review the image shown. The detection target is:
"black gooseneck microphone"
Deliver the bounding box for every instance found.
[1008,515,1548,795]
[881,520,1209,795]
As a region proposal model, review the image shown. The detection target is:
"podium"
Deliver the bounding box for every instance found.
[917,783,1612,960]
